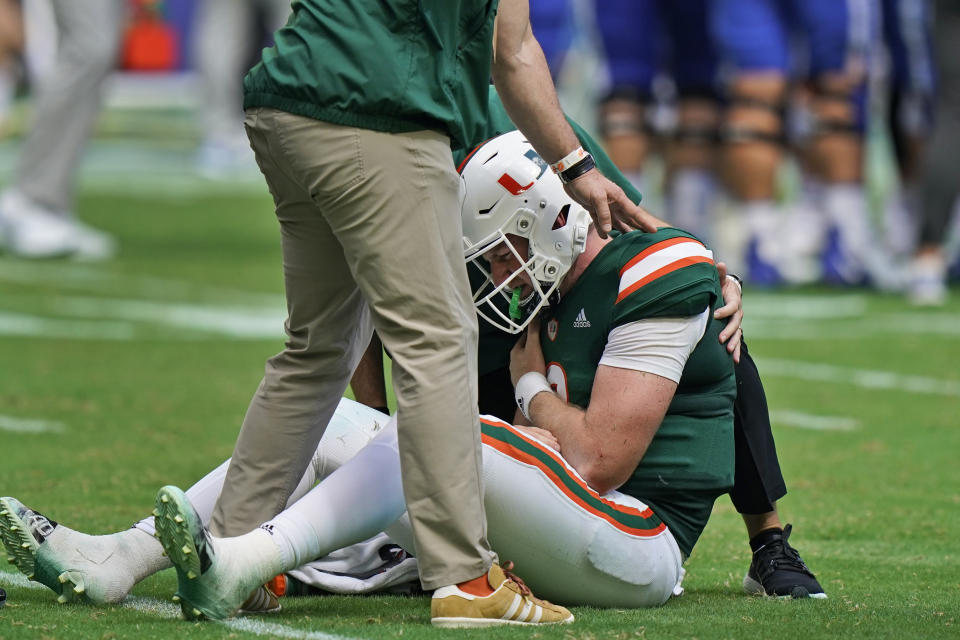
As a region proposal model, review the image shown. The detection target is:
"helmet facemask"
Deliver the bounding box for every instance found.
[460,131,591,334]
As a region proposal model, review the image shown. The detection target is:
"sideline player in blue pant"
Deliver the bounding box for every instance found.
[593,0,721,244]
[710,0,887,287]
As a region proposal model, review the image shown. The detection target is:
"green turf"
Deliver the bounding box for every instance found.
[1,186,958,639]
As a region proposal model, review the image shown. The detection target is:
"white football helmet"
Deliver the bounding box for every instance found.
[460,130,591,334]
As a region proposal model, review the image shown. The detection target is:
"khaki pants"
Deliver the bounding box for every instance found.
[210,108,494,589]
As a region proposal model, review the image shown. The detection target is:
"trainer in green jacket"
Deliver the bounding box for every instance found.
[191,0,657,628]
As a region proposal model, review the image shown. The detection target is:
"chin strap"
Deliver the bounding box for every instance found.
[546,289,561,309]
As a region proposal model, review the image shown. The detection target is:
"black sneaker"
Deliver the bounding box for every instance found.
[743,524,826,599]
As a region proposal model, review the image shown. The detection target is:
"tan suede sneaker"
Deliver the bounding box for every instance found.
[431,562,574,628]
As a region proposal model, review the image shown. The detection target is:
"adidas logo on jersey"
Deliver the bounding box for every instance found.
[573,308,591,328]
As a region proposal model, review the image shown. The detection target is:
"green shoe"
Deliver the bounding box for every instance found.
[0,497,87,603]
[153,485,264,620]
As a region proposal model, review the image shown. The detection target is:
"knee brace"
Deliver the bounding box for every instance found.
[720,96,785,146]
[809,83,867,137]
[673,124,720,145]
[598,87,652,138]
[672,92,721,145]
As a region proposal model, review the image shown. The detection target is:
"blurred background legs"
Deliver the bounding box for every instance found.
[192,0,289,179]
[0,0,123,260]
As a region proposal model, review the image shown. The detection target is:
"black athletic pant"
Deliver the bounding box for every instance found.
[918,1,960,247]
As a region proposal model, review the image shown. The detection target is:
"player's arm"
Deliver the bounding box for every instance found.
[524,363,675,495]
[511,311,708,494]
[490,0,658,235]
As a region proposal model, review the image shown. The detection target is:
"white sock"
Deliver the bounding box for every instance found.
[666,167,715,241]
[121,528,171,583]
[821,183,873,270]
[41,525,169,603]
[822,183,901,288]
[742,200,782,257]
[212,527,285,586]
[263,418,406,570]
[801,175,825,211]
[822,184,870,246]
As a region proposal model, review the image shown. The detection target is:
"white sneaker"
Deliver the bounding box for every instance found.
[908,252,948,306]
[0,190,116,260]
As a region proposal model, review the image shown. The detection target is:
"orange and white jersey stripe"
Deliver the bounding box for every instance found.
[481,416,665,538]
[616,237,714,304]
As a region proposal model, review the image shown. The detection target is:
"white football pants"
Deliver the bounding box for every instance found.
[140,398,683,608]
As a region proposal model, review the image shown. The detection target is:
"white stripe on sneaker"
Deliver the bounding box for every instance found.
[516,599,533,621]
[503,593,522,620]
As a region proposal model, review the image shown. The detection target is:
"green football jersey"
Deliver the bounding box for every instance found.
[539,228,736,557]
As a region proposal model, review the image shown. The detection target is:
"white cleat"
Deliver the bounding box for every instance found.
[154,486,275,621]
[0,496,141,604]
[0,190,116,260]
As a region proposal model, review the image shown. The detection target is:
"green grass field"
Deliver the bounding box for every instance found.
[1,175,959,639]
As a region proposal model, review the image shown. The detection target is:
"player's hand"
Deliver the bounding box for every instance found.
[515,425,560,452]
[714,261,743,363]
[562,170,664,237]
[509,317,546,386]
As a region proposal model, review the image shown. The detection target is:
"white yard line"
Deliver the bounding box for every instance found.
[0,143,268,198]
[743,322,867,340]
[881,313,960,337]
[0,261,286,341]
[0,311,139,341]
[223,617,363,640]
[0,415,65,434]
[769,410,858,431]
[0,302,284,341]
[123,597,365,639]
[81,174,269,198]
[746,313,960,340]
[52,296,284,339]
[745,294,869,319]
[0,259,283,308]
[756,358,960,397]
[0,570,45,590]
[0,573,360,640]
[120,596,181,619]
